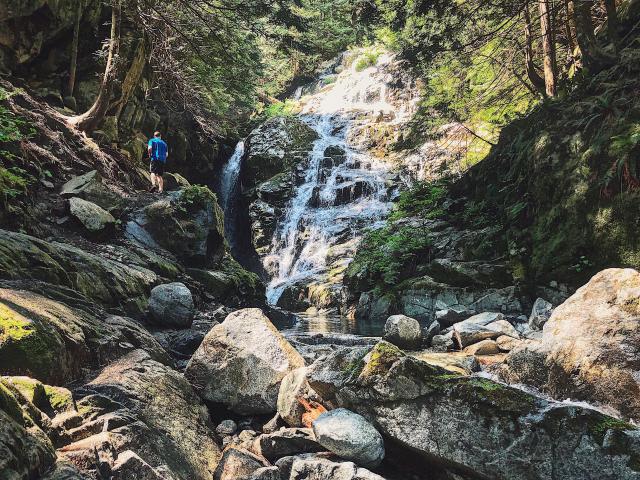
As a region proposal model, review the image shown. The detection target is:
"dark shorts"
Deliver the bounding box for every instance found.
[150,160,165,176]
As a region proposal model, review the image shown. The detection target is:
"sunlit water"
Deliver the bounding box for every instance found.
[263,53,417,306]
[219,140,245,245]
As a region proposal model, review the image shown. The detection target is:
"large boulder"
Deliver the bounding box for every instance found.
[0,288,170,384]
[0,229,157,316]
[141,186,226,267]
[68,197,116,236]
[382,315,422,350]
[307,341,640,480]
[312,408,385,468]
[252,428,323,461]
[187,256,265,307]
[148,282,195,328]
[185,308,305,414]
[63,350,222,479]
[502,268,640,420]
[213,448,269,480]
[60,170,123,213]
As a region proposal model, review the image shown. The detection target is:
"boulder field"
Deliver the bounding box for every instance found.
[5,270,640,479]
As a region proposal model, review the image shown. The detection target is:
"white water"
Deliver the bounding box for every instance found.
[219,140,245,244]
[264,52,418,305]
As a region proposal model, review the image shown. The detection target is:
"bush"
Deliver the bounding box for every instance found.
[348,224,432,292]
[355,50,381,72]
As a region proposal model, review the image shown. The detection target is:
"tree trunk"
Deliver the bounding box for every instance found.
[524,3,547,96]
[563,0,581,67]
[68,1,122,133]
[67,0,82,97]
[602,0,619,51]
[570,0,613,71]
[114,37,148,121]
[539,0,558,97]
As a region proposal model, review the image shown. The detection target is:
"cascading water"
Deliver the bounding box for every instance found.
[219,141,245,247]
[264,52,418,307]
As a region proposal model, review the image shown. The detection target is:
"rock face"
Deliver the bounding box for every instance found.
[502,268,640,420]
[68,197,116,236]
[0,229,157,316]
[382,315,422,350]
[312,408,385,468]
[242,117,318,256]
[185,308,305,414]
[68,350,221,479]
[0,379,56,479]
[0,288,170,384]
[307,342,640,480]
[148,282,195,328]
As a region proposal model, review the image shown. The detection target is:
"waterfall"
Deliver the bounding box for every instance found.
[219,140,245,247]
[265,52,414,306]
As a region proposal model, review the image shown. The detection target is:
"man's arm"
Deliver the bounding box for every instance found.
[147,140,153,159]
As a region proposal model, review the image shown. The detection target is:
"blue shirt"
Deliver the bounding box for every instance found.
[148,137,168,163]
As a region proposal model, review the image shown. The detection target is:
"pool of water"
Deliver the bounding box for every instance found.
[278,311,385,337]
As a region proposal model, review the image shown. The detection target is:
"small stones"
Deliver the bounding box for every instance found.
[216,419,238,436]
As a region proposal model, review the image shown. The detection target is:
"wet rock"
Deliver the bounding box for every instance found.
[383,314,422,350]
[243,116,319,190]
[308,342,640,480]
[185,308,305,414]
[0,230,157,316]
[426,259,512,288]
[409,351,480,375]
[528,297,553,330]
[503,268,640,420]
[68,197,116,236]
[148,282,195,328]
[253,428,323,460]
[213,448,270,480]
[312,408,385,468]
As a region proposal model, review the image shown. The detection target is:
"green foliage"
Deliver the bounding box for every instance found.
[389,181,447,220]
[262,99,299,118]
[354,50,381,72]
[178,185,217,212]
[351,224,432,291]
[0,167,32,204]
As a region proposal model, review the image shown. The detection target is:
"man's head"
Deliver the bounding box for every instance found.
[154,131,162,138]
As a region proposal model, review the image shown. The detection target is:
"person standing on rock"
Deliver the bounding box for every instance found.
[148,131,168,193]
